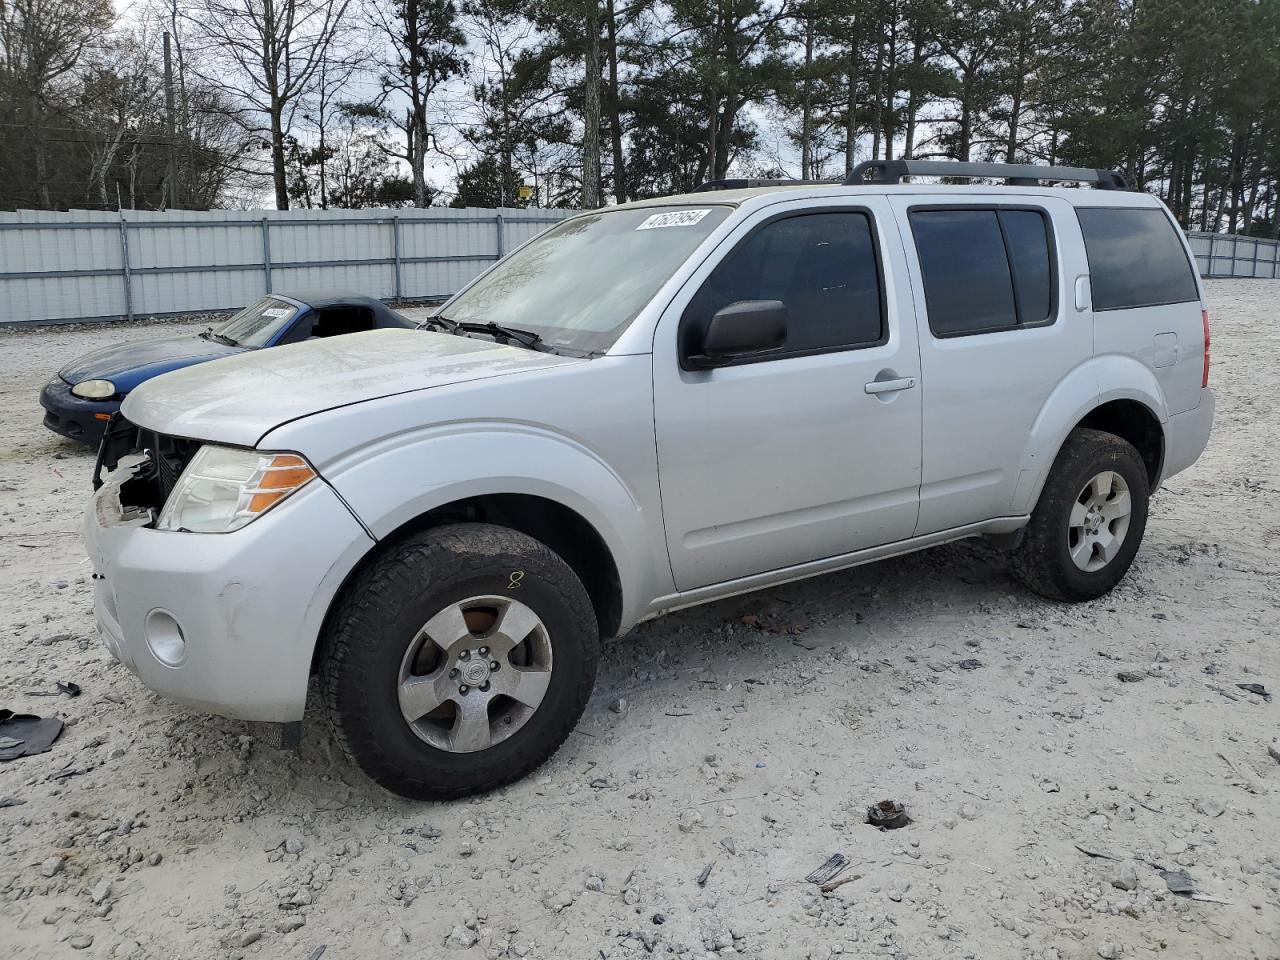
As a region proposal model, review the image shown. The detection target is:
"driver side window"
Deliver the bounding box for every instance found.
[310,307,374,338]
[681,211,885,361]
[284,306,376,342]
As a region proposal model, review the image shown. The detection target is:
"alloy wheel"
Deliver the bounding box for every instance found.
[397,596,553,752]
[1067,470,1133,573]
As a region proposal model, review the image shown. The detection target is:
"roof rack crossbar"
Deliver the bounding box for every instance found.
[844,160,1128,190]
[692,177,839,193]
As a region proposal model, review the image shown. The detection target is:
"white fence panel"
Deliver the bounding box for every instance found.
[0,206,571,325]
[1187,231,1280,279]
[10,213,1267,327]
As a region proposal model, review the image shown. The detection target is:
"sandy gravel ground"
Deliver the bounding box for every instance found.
[1,282,1277,960]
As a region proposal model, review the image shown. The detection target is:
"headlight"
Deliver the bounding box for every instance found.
[156,445,316,533]
[71,379,116,399]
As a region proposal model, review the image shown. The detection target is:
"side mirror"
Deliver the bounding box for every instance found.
[687,300,787,369]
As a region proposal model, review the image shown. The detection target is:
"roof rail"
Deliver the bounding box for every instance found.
[844,160,1129,190]
[692,177,839,193]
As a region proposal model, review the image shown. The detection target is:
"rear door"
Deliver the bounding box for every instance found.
[1076,204,1205,415]
[892,195,1092,535]
[652,196,923,591]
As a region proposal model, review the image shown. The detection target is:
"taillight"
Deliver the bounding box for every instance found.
[1201,308,1210,388]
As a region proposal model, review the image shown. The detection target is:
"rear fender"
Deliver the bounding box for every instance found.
[1012,356,1167,515]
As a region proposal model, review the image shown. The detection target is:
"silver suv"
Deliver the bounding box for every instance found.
[85,161,1214,799]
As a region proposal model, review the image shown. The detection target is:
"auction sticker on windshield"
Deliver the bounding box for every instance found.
[635,209,713,230]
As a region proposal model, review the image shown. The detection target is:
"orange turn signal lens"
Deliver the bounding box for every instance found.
[247,454,316,514]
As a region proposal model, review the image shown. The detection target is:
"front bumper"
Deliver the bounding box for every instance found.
[40,378,118,445]
[84,465,373,723]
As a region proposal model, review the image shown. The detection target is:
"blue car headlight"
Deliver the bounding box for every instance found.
[71,379,116,399]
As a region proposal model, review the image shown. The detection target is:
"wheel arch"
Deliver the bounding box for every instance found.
[314,492,627,677]
[1020,398,1166,515]
[1075,399,1165,487]
[305,419,674,655]
[1016,358,1168,515]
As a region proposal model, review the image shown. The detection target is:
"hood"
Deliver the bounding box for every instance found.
[121,328,583,447]
[60,333,244,390]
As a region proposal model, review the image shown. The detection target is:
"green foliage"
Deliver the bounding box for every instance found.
[451,153,527,206]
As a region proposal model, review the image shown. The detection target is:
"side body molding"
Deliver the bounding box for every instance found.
[1012,354,1169,516]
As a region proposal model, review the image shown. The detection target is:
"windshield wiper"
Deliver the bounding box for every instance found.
[201,327,237,346]
[417,314,462,335]
[457,321,545,351]
[420,315,551,352]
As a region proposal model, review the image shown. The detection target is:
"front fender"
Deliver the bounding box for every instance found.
[1012,355,1168,515]
[320,423,671,632]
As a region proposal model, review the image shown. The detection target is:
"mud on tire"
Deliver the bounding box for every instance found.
[319,522,599,800]
[1012,428,1151,602]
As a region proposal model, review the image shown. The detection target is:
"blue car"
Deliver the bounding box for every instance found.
[41,290,415,444]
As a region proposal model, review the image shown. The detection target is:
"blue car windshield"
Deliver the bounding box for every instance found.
[213,297,299,348]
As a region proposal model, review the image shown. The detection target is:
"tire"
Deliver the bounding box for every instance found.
[1012,428,1150,602]
[320,522,599,800]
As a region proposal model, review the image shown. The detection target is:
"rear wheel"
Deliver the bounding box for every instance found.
[1012,428,1150,602]
[320,522,599,800]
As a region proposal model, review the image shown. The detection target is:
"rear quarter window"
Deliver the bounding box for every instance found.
[1001,210,1052,324]
[1076,208,1199,311]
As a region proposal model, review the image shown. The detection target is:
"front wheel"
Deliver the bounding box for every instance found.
[320,522,599,800]
[1012,428,1151,602]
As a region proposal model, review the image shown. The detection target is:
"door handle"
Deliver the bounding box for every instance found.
[864,376,916,395]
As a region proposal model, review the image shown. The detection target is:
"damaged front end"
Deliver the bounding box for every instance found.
[93,413,202,526]
[83,411,365,738]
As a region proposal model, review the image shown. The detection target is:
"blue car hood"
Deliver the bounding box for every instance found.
[59,333,246,392]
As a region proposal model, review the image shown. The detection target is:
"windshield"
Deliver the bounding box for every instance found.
[212,297,299,348]
[441,205,732,354]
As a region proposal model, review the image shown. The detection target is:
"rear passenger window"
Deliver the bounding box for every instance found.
[1076,208,1199,310]
[683,211,884,358]
[909,208,1054,337]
